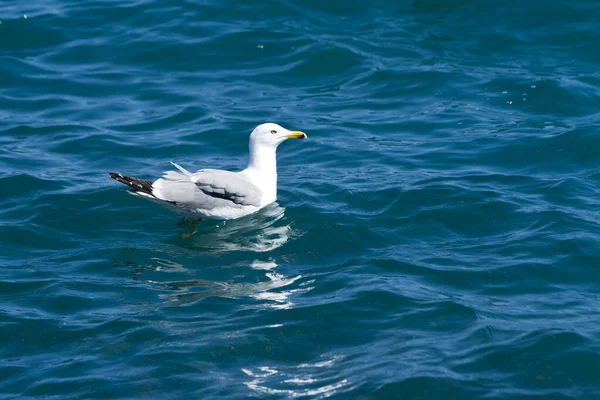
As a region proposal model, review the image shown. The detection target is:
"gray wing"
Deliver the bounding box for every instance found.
[151,166,263,214]
[190,169,262,207]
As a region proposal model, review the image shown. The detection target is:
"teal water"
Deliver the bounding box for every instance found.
[1,0,600,398]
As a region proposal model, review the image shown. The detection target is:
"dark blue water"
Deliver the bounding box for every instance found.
[1,1,600,398]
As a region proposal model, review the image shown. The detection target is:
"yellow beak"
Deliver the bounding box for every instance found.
[286,131,307,139]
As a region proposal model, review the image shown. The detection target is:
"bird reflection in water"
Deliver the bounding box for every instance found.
[173,202,299,253]
[129,203,313,307]
[153,260,312,308]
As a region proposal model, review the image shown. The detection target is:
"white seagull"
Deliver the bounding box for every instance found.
[109,123,307,237]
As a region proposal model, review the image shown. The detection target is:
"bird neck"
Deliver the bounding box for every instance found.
[244,144,278,202]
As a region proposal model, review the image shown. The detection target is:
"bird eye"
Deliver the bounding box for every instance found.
[270,130,277,134]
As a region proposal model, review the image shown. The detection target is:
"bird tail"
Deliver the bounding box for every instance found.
[109,172,155,197]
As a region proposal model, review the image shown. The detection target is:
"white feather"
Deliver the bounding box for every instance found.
[170,162,192,176]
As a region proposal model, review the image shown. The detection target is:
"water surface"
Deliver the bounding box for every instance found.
[1,0,600,398]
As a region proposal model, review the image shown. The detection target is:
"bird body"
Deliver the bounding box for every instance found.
[109,123,307,222]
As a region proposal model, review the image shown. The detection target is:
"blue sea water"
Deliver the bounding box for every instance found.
[1,0,600,398]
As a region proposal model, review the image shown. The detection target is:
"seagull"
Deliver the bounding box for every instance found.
[109,123,307,237]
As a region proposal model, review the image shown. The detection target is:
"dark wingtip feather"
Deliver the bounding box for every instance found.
[108,172,154,196]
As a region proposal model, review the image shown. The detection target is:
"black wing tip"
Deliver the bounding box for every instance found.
[109,172,155,196]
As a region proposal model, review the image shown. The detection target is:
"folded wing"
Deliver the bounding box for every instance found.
[191,169,262,206]
[152,166,262,213]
